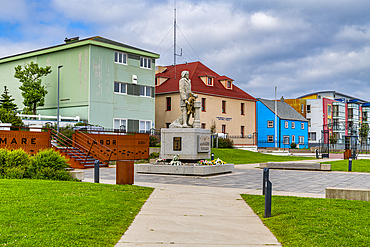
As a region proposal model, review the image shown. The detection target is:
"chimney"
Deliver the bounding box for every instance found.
[64,37,79,44]
[280,96,284,102]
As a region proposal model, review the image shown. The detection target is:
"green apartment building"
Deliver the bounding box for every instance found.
[0,36,159,132]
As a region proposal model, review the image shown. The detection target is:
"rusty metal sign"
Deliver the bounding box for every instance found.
[0,129,51,155]
[74,132,149,160]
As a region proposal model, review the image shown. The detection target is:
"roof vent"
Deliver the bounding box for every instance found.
[64,37,80,44]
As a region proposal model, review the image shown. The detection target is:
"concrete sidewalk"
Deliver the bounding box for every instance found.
[115,182,281,247]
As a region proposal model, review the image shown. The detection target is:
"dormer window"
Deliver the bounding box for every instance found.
[227,81,232,89]
[207,77,213,86]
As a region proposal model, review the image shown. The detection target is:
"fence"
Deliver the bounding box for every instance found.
[16,114,80,127]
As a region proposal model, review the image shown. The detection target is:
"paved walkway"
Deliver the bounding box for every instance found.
[82,162,370,246]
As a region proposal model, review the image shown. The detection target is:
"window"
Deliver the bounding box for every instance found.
[166,97,171,111]
[292,135,295,143]
[139,120,152,133]
[207,77,213,86]
[140,57,152,69]
[291,122,295,129]
[227,81,232,88]
[140,86,151,97]
[299,136,304,144]
[267,135,274,143]
[301,104,304,113]
[166,123,170,128]
[113,119,127,131]
[283,136,290,144]
[267,121,274,128]
[222,101,226,113]
[114,82,127,94]
[241,126,244,138]
[301,123,304,129]
[307,118,311,127]
[328,105,332,116]
[201,98,206,111]
[307,105,311,113]
[201,123,206,129]
[285,121,289,128]
[241,103,245,115]
[222,124,226,133]
[309,132,316,141]
[114,52,127,65]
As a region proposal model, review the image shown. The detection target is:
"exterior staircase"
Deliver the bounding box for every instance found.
[50,129,113,169]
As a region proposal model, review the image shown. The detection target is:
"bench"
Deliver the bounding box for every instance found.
[326,187,370,201]
[260,162,331,171]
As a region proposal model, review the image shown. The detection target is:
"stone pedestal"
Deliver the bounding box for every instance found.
[160,128,211,161]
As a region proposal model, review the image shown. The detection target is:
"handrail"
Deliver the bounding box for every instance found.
[74,130,113,164]
[50,129,91,164]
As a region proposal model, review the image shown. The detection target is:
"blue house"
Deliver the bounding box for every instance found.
[257,98,308,149]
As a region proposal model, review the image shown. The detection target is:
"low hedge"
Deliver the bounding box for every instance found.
[0,148,76,181]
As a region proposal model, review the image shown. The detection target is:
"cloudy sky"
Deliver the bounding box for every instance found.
[1,0,370,101]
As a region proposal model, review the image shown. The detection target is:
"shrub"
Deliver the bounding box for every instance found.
[149,135,160,147]
[213,137,234,148]
[149,152,159,159]
[5,148,30,168]
[290,142,297,149]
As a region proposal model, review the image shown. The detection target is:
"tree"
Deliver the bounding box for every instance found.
[0,108,23,127]
[359,122,369,151]
[329,135,337,151]
[14,62,52,115]
[0,86,17,111]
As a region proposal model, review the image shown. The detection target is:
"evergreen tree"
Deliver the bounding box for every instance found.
[0,86,17,111]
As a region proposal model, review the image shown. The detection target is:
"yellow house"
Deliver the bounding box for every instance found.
[155,62,257,146]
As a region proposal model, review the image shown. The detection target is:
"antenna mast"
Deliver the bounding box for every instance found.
[174,0,182,79]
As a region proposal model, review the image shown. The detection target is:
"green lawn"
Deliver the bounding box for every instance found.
[322,159,370,172]
[211,148,316,164]
[242,194,370,246]
[0,179,153,246]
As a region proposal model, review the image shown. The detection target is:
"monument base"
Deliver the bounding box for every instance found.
[135,164,234,176]
[160,128,211,161]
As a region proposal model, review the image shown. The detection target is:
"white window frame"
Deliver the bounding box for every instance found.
[283,135,290,144]
[114,52,127,65]
[299,136,305,144]
[307,105,311,113]
[301,123,305,130]
[309,132,316,141]
[113,118,127,132]
[114,82,127,94]
[207,77,213,86]
[292,135,295,143]
[291,122,295,129]
[140,86,152,97]
[140,57,152,69]
[285,121,289,128]
[139,120,152,133]
[267,121,274,128]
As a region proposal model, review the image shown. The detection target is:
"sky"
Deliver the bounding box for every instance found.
[1,0,370,101]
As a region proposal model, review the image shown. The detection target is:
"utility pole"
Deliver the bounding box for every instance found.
[275,86,277,148]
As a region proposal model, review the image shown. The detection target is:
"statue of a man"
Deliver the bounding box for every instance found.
[169,70,198,128]
[179,71,192,127]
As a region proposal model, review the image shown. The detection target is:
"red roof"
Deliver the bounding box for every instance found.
[155,61,256,101]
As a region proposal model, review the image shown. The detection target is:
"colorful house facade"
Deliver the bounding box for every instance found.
[257,98,308,149]
[0,36,159,132]
[155,61,257,146]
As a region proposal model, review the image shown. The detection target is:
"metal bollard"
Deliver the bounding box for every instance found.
[348,158,352,172]
[265,179,272,218]
[262,168,269,195]
[316,149,319,159]
[211,153,215,161]
[94,160,100,183]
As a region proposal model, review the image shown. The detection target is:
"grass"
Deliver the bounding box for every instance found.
[0,179,153,246]
[241,194,370,246]
[322,159,370,172]
[211,148,316,164]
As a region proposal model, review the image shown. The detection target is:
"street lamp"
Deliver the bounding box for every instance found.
[57,65,63,132]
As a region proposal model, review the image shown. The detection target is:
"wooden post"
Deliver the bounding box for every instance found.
[116,160,134,185]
